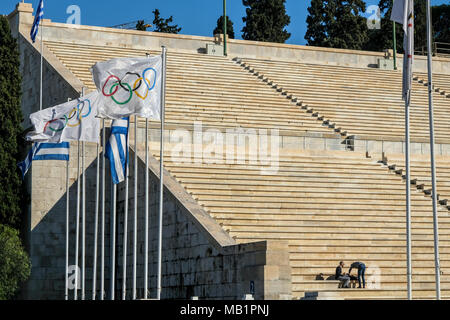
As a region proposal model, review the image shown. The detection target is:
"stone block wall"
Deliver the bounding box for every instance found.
[24,137,292,300]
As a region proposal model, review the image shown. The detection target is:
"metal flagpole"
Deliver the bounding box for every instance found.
[122,120,131,300]
[144,54,150,301]
[81,88,86,301]
[81,142,86,300]
[110,183,117,300]
[40,18,43,110]
[101,119,106,300]
[405,89,412,301]
[144,118,149,300]
[426,0,441,300]
[133,116,138,300]
[223,0,227,56]
[92,138,100,300]
[74,140,81,300]
[392,0,397,70]
[65,151,70,300]
[157,46,167,300]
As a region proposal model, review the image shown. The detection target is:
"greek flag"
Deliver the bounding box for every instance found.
[18,142,70,179]
[105,118,129,184]
[30,0,44,43]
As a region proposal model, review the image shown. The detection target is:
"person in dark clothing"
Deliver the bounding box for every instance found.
[336,261,350,288]
[349,262,366,288]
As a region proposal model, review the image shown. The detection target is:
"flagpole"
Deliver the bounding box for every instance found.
[133,116,138,300]
[144,54,150,301]
[392,0,397,70]
[144,118,149,300]
[110,183,117,300]
[40,17,43,111]
[101,119,106,300]
[426,0,441,300]
[405,89,412,301]
[65,151,70,301]
[122,119,130,300]
[81,88,86,301]
[223,0,227,56]
[92,138,100,300]
[74,140,81,300]
[157,46,167,301]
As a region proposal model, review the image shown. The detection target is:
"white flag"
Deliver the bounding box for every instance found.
[92,56,162,120]
[26,91,101,143]
[391,0,414,101]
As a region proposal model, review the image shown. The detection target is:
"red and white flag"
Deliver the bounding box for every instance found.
[391,0,414,101]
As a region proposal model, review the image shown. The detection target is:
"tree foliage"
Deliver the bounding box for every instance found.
[432,4,450,44]
[213,15,235,39]
[152,9,182,34]
[305,0,369,50]
[0,16,25,229]
[0,224,31,300]
[242,0,291,43]
[365,1,449,53]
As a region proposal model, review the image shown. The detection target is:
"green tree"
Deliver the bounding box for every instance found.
[152,9,182,34]
[365,0,449,53]
[242,0,291,43]
[366,0,450,53]
[0,16,25,229]
[305,0,368,50]
[365,0,403,52]
[0,224,31,300]
[213,15,235,39]
[433,4,450,44]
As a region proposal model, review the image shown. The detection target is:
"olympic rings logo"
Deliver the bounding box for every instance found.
[44,98,92,132]
[101,68,157,106]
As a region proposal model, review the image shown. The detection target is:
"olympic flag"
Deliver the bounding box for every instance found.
[26,91,101,143]
[91,56,162,120]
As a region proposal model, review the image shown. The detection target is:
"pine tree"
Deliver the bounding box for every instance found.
[305,0,368,50]
[242,0,291,43]
[304,0,334,47]
[365,0,402,52]
[0,16,25,229]
[364,0,447,53]
[213,15,235,39]
[433,4,450,44]
[152,9,182,34]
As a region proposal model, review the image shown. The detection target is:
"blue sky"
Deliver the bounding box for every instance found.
[1,0,448,45]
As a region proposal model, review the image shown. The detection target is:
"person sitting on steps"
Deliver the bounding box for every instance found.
[335,261,351,288]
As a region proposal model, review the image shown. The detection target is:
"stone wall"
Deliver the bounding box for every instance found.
[8,2,450,77]
[27,142,109,299]
[17,32,81,128]
[24,136,292,300]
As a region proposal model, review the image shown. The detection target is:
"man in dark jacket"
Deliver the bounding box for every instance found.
[349,262,366,288]
[335,261,350,288]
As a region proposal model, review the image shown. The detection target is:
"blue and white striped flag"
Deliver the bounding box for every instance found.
[18,142,70,179]
[30,0,44,43]
[105,118,129,184]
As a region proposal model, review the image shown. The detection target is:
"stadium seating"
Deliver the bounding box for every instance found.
[382,153,450,207]
[153,148,450,300]
[43,40,450,299]
[414,73,450,99]
[236,57,450,142]
[44,41,336,137]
